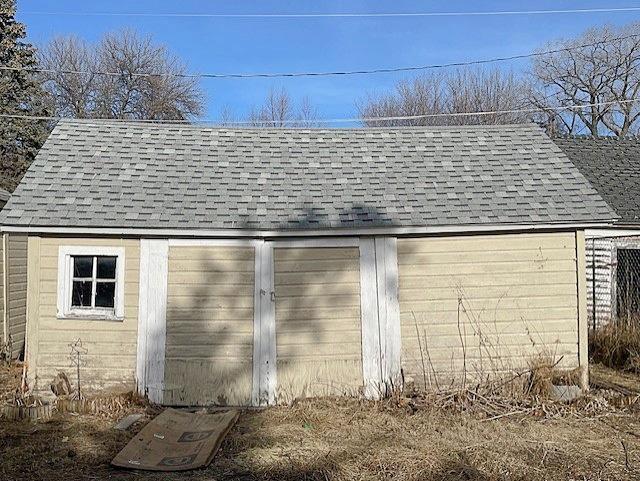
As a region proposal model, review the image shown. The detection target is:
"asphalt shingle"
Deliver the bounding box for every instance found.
[0,120,616,231]
[554,137,640,225]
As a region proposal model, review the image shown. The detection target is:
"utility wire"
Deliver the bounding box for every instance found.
[1,34,639,80]
[1,98,638,126]
[19,7,640,18]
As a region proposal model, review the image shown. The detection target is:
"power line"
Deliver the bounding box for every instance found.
[2,34,639,80]
[2,98,638,126]
[19,7,640,18]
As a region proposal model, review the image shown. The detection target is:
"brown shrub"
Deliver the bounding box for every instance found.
[589,322,640,373]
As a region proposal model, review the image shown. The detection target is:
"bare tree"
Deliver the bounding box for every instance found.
[217,105,236,126]
[530,23,640,136]
[38,35,97,118]
[248,87,319,127]
[358,68,529,127]
[40,29,204,121]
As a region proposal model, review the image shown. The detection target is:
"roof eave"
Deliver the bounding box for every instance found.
[0,220,618,238]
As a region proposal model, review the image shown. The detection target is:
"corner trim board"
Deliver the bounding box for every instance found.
[575,231,589,390]
[25,237,41,391]
[2,233,7,344]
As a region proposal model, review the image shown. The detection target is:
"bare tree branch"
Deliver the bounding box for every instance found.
[357,68,529,127]
[39,29,204,121]
[529,23,640,136]
[248,87,319,127]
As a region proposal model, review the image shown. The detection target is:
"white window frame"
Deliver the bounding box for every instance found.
[57,246,126,320]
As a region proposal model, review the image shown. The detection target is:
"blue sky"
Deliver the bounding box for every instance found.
[17,0,640,123]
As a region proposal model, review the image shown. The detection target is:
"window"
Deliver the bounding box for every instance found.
[57,247,125,320]
[71,256,117,309]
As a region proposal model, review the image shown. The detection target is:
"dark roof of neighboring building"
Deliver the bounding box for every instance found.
[0,120,616,232]
[554,137,640,225]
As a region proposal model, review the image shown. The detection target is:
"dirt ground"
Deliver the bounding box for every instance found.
[1,364,640,481]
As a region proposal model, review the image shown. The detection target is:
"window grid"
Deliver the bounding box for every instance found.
[71,256,117,309]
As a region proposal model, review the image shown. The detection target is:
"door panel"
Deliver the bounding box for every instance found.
[273,246,363,403]
[164,246,254,406]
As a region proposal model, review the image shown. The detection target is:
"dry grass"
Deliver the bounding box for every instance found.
[590,323,640,373]
[0,363,23,405]
[1,363,640,481]
[591,363,640,395]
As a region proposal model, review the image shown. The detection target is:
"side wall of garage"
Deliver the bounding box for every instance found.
[24,230,586,404]
[398,231,584,388]
[26,236,140,395]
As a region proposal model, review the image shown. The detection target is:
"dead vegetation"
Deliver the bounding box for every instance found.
[590,322,640,373]
[1,362,640,481]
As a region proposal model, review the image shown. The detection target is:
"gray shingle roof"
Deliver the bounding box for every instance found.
[0,120,616,231]
[554,137,640,225]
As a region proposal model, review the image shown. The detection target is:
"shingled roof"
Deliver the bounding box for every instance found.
[0,120,616,232]
[554,137,640,225]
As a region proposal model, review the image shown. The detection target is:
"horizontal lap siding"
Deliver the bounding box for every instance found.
[164,246,254,406]
[31,237,140,395]
[398,233,579,388]
[274,247,362,403]
[7,234,27,358]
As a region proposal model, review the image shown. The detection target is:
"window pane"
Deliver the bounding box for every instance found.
[95,282,115,308]
[97,256,117,279]
[73,256,93,278]
[71,281,92,307]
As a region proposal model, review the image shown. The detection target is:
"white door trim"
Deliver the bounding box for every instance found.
[253,241,276,405]
[137,235,401,405]
[358,237,401,399]
[359,238,382,398]
[375,237,401,391]
[136,239,169,404]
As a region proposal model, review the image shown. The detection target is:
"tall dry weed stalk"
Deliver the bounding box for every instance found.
[409,285,566,395]
[590,322,640,373]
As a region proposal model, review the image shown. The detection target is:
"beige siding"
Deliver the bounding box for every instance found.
[6,234,27,358]
[398,232,580,388]
[27,237,140,395]
[274,247,362,402]
[164,246,254,406]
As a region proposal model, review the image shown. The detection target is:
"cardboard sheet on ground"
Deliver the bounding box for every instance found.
[111,408,239,471]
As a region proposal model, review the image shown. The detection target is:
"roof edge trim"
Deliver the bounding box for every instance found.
[0,222,615,238]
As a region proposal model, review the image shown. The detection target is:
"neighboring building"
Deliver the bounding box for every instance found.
[0,120,615,405]
[0,189,27,359]
[555,137,640,328]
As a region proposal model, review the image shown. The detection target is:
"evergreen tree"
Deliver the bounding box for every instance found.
[0,0,49,191]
